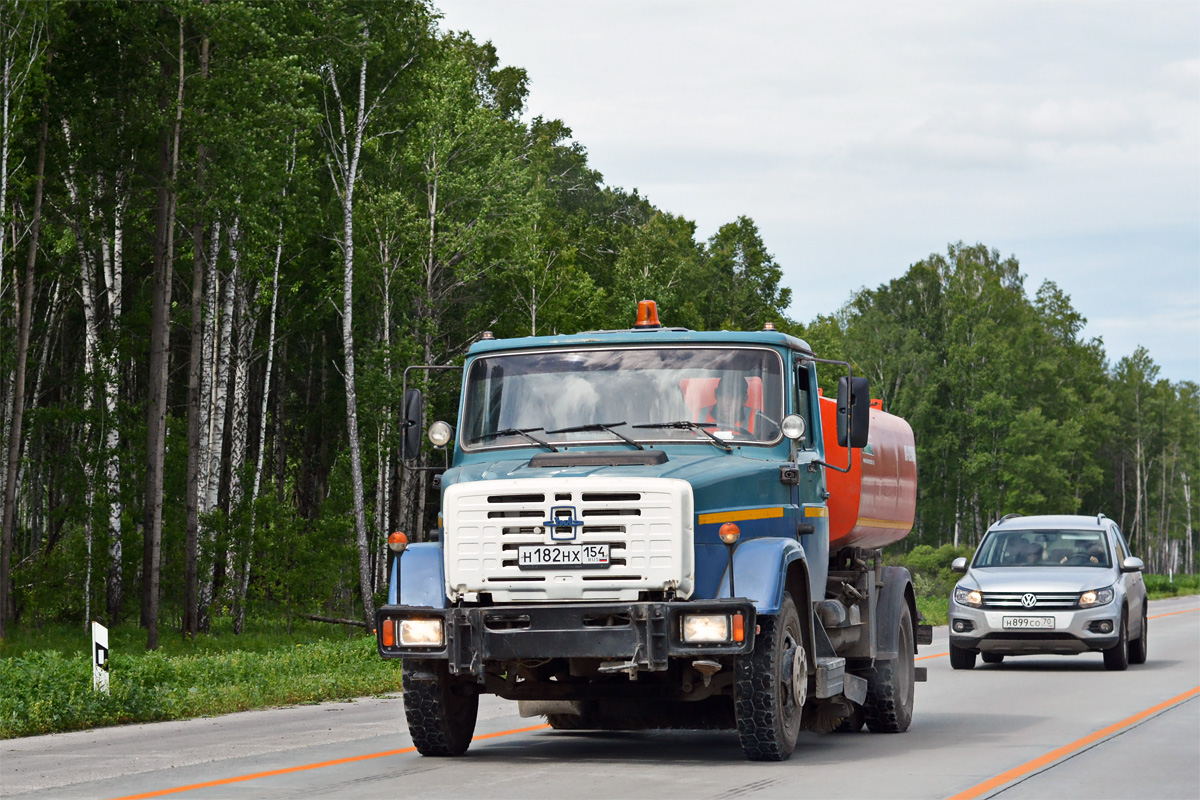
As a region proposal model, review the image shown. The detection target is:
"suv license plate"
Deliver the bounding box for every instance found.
[1002,616,1055,629]
[517,544,609,569]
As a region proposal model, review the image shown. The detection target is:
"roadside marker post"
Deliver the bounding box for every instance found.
[92,621,109,693]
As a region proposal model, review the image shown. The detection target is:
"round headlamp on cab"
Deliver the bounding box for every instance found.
[428,421,454,448]
[780,414,806,441]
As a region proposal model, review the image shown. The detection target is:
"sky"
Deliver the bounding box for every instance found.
[437,1,1200,384]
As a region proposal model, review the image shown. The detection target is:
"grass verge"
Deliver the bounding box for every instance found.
[0,620,401,739]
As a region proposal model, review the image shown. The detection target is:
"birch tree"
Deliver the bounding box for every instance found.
[141,14,186,650]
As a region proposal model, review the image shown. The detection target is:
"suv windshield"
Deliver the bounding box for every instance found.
[461,346,784,450]
[974,529,1111,568]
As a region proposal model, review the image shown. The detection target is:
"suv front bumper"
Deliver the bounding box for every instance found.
[948,600,1120,654]
[376,600,757,681]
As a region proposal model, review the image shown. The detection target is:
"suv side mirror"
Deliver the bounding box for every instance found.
[951,557,968,573]
[836,376,870,449]
[401,388,424,461]
[1120,556,1144,573]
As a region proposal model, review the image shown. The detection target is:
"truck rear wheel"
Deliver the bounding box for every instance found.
[863,604,914,733]
[734,593,805,761]
[402,659,479,756]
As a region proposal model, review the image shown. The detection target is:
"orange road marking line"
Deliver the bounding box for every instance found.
[917,651,947,661]
[1149,607,1199,619]
[108,723,551,800]
[945,686,1200,800]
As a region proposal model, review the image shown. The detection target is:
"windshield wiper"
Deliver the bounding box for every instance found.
[544,422,645,450]
[632,420,732,452]
[475,427,558,452]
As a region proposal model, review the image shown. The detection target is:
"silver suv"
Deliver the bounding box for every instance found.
[948,514,1147,671]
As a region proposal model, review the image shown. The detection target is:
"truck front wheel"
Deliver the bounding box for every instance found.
[863,604,915,733]
[402,659,479,756]
[734,593,805,761]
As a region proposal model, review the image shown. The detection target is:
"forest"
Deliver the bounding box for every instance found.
[0,1,1196,645]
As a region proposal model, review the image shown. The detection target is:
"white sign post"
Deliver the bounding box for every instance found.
[92,621,109,694]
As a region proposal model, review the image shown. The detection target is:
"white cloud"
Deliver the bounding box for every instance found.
[438,0,1200,382]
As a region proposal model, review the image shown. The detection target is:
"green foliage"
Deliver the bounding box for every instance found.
[0,1,1194,649]
[887,544,974,605]
[1142,573,1200,600]
[0,621,400,738]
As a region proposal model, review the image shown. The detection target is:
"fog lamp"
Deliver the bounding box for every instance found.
[682,614,731,644]
[399,619,444,647]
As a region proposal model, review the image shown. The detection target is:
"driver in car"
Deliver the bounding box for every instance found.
[703,377,751,432]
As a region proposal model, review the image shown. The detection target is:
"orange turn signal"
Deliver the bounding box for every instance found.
[732,613,745,642]
[719,522,741,545]
[381,619,395,647]
[388,531,408,553]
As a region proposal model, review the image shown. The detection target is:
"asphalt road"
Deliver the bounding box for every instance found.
[3,595,1198,800]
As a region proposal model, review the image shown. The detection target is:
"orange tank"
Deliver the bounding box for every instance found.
[819,395,917,550]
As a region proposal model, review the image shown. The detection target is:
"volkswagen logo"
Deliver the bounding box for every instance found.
[1021,592,1038,608]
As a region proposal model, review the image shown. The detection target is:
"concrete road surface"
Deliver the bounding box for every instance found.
[3,595,1197,800]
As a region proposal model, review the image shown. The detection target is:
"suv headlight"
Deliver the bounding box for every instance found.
[1079,586,1115,607]
[954,585,983,608]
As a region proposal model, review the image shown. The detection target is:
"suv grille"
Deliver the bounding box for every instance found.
[982,591,1079,610]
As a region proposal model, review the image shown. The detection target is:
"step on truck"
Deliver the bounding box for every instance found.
[377,301,929,761]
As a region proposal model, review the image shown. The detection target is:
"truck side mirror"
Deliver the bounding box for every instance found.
[836,376,870,449]
[401,388,424,461]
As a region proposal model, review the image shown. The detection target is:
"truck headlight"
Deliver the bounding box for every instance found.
[954,585,983,608]
[399,619,445,647]
[1079,586,1114,608]
[682,614,730,643]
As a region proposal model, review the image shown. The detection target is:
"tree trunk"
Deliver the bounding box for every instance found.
[141,18,185,650]
[198,221,237,630]
[0,72,47,638]
[234,218,282,633]
[323,50,376,627]
[183,26,210,639]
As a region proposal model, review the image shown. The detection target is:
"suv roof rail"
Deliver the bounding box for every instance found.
[1097,512,1107,524]
[996,513,1022,525]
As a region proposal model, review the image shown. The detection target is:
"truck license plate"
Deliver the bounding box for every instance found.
[517,544,609,569]
[1002,616,1055,629]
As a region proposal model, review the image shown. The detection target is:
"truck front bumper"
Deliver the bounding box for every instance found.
[376,600,756,680]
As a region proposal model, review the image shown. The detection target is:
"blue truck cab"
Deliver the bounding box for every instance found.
[377,303,928,761]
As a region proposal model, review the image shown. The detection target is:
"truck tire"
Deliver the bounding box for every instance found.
[1128,604,1148,665]
[949,643,976,670]
[832,702,864,733]
[402,659,479,756]
[863,604,914,734]
[1103,609,1130,671]
[734,592,805,761]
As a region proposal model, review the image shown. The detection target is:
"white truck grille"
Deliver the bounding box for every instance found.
[443,477,694,603]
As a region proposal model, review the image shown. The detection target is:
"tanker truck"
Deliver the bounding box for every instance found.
[376,301,929,761]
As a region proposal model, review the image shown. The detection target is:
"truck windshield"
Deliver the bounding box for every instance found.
[461,346,785,450]
[973,529,1112,568]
